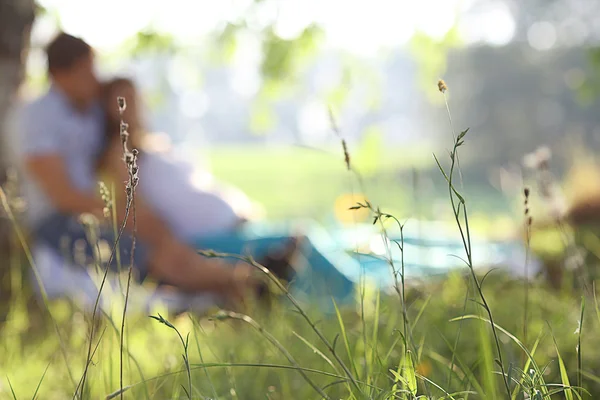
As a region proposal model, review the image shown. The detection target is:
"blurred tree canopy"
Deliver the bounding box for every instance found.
[8,0,600,176]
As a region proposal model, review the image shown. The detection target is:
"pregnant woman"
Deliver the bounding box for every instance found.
[98,77,356,310]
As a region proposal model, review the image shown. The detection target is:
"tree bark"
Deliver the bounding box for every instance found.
[0,0,36,322]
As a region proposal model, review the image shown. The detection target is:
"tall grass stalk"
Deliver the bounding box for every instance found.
[190,317,219,399]
[329,105,415,391]
[329,107,378,390]
[523,187,532,348]
[436,81,511,397]
[198,250,363,394]
[115,95,140,400]
[577,296,585,399]
[212,310,331,399]
[74,197,133,399]
[77,213,111,398]
[149,313,193,399]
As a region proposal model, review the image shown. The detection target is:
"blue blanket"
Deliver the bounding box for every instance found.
[191,221,532,311]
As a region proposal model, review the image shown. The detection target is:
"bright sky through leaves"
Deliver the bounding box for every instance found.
[36,0,517,55]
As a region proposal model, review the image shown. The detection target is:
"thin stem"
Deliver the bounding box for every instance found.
[212,311,331,400]
[105,362,383,400]
[75,198,132,400]
[447,274,471,389]
[149,314,194,399]
[439,89,511,397]
[443,93,464,189]
[198,250,362,393]
[523,212,532,350]
[78,223,106,398]
[120,194,137,400]
[190,316,219,399]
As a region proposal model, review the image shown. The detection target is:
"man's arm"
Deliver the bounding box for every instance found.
[20,102,107,217]
[25,154,105,216]
[28,152,255,298]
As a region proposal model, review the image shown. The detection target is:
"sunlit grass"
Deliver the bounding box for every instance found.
[5,84,600,399]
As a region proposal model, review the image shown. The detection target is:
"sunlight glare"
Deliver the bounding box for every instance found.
[37,0,519,55]
[460,1,516,46]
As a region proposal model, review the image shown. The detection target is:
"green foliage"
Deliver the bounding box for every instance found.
[354,126,384,177]
[578,48,600,105]
[122,30,177,57]
[3,272,600,399]
[409,28,462,102]
[260,25,323,82]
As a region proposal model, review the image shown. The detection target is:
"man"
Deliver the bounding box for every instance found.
[16,32,255,304]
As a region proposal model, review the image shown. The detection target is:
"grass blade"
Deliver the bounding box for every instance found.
[552,336,573,400]
[293,331,340,374]
[577,296,585,399]
[477,315,498,399]
[332,299,359,379]
[511,331,544,400]
[402,351,418,398]
[370,289,381,380]
[31,361,51,400]
[450,315,549,396]
[7,377,18,400]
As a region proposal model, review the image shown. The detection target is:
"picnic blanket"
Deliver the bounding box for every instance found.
[30,220,538,315]
[191,220,539,308]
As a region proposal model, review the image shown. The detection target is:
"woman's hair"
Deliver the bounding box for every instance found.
[102,77,136,140]
[98,77,144,169]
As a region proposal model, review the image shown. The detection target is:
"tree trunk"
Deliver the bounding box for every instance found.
[0,0,36,322]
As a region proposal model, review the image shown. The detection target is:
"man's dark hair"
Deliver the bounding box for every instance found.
[46,32,92,75]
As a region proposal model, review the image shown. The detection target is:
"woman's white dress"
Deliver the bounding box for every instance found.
[137,149,242,241]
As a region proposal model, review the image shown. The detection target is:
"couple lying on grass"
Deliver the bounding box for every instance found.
[14,32,353,313]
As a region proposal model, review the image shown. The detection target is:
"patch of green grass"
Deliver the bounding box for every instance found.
[2,79,591,400]
[2,271,600,399]
[207,145,512,222]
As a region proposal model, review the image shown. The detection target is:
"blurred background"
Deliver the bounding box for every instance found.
[4,0,600,229]
[5,2,600,398]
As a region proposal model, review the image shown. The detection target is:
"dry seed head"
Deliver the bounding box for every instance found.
[124,151,134,165]
[120,122,129,146]
[98,181,112,218]
[328,105,340,136]
[120,121,129,135]
[438,79,448,93]
[78,212,99,228]
[342,139,351,170]
[117,97,126,113]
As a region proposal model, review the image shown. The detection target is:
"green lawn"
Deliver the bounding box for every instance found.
[206,144,513,224]
[3,143,575,399]
[2,269,599,399]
